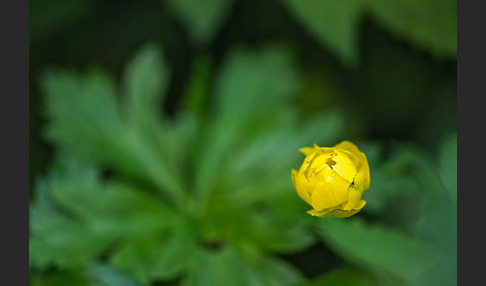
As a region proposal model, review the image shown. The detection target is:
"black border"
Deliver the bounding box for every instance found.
[457,0,482,285]
[3,0,29,284]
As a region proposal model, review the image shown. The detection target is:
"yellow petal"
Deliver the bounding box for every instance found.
[335,141,370,192]
[307,152,330,172]
[292,169,311,205]
[342,186,365,210]
[310,171,350,211]
[331,150,358,183]
[334,140,362,158]
[291,169,297,189]
[304,148,335,174]
[337,149,361,168]
[353,200,366,210]
[319,204,366,218]
[307,208,335,217]
[354,154,370,192]
[299,147,316,157]
[298,152,318,174]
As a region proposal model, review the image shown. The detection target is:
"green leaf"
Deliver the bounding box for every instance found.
[258,257,304,286]
[183,56,212,122]
[87,264,140,286]
[109,214,198,284]
[201,199,314,256]
[193,46,301,202]
[281,0,365,66]
[42,59,187,206]
[412,136,457,286]
[368,0,457,59]
[122,44,170,126]
[42,154,172,236]
[282,0,456,65]
[164,0,235,46]
[30,265,141,286]
[439,134,457,202]
[30,212,116,269]
[29,155,175,270]
[182,247,303,286]
[49,181,171,239]
[316,218,439,285]
[42,68,123,156]
[413,201,456,286]
[361,143,444,232]
[181,248,247,286]
[214,46,300,124]
[30,176,116,269]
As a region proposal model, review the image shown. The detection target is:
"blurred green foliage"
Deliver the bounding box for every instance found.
[30,0,456,285]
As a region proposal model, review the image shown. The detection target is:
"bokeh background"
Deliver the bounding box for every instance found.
[29,0,457,285]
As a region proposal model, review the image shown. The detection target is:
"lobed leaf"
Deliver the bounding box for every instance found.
[281,0,365,66]
[182,247,303,286]
[122,43,170,127]
[316,218,439,285]
[368,0,457,59]
[41,46,187,206]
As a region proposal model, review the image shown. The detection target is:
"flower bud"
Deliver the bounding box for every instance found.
[291,141,370,218]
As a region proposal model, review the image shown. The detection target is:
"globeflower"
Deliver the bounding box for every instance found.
[291,141,370,218]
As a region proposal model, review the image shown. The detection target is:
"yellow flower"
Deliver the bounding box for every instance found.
[291,141,370,218]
